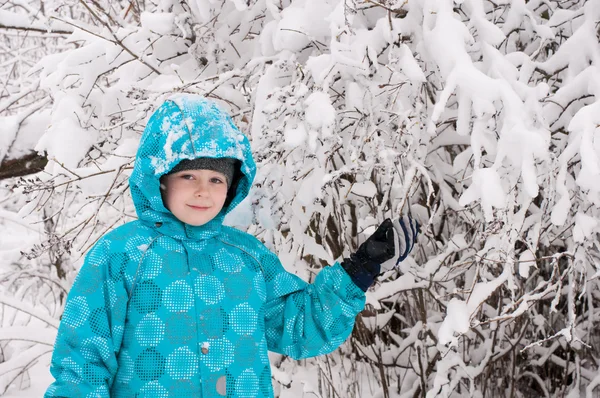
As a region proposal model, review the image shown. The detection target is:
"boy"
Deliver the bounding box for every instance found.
[45,94,418,397]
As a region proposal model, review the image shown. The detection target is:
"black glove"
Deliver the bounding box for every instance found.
[341,217,419,291]
[380,216,419,272]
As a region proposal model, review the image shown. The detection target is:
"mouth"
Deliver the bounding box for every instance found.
[187,205,211,211]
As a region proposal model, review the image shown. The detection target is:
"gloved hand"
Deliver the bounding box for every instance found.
[341,216,419,291]
[380,216,419,272]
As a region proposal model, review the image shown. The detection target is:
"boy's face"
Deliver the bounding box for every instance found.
[160,169,229,226]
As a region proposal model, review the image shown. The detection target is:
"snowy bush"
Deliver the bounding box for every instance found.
[1,0,600,396]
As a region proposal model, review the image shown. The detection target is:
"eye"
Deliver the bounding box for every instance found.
[210,177,225,184]
[180,174,194,180]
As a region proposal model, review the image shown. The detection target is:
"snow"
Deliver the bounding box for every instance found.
[573,212,598,243]
[224,196,253,228]
[458,168,506,221]
[296,167,325,207]
[305,54,334,87]
[283,124,307,147]
[76,137,138,196]
[518,250,536,278]
[394,44,426,83]
[0,327,57,346]
[467,265,510,314]
[0,116,19,162]
[0,9,72,33]
[438,298,470,346]
[2,111,51,161]
[35,97,98,170]
[140,12,175,35]
[304,91,336,135]
[350,181,377,198]
[366,273,428,308]
[272,0,333,52]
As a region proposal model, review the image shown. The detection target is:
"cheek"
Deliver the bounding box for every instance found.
[162,189,176,209]
[164,184,191,207]
[213,186,229,204]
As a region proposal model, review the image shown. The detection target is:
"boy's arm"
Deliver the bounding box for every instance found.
[45,239,129,397]
[261,250,366,360]
[261,216,419,359]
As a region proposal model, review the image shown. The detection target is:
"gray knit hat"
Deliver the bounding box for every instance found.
[168,157,237,187]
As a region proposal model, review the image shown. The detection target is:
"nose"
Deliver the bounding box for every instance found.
[194,180,209,196]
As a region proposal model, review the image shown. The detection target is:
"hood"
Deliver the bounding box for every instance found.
[129,94,256,239]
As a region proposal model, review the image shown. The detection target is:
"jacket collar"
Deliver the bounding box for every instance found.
[142,209,223,241]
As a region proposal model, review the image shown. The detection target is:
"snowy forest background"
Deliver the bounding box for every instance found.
[1,0,600,397]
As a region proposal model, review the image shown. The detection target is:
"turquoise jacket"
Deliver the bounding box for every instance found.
[45,95,366,397]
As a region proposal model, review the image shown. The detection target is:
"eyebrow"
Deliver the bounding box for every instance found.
[176,170,226,177]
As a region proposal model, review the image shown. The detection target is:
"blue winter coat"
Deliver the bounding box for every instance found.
[45,95,366,397]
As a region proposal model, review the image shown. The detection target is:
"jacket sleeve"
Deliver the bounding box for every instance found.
[45,238,130,397]
[260,250,366,360]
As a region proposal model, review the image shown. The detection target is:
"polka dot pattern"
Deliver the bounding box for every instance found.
[62,296,89,328]
[86,384,108,397]
[163,280,193,312]
[166,347,198,379]
[194,275,224,305]
[140,251,163,279]
[76,260,102,295]
[235,336,259,365]
[82,363,107,386]
[165,313,195,344]
[169,380,197,395]
[138,381,168,397]
[104,280,117,309]
[108,252,129,282]
[163,251,187,276]
[135,348,165,381]
[81,337,111,362]
[198,306,228,339]
[135,314,165,347]
[224,273,252,300]
[115,351,133,383]
[59,358,82,384]
[189,253,216,274]
[214,248,243,272]
[201,338,234,372]
[253,274,267,302]
[132,280,162,314]
[89,308,110,338]
[236,368,259,398]
[230,303,258,335]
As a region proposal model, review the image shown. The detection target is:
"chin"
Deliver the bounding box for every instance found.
[173,209,220,226]
[186,220,210,227]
